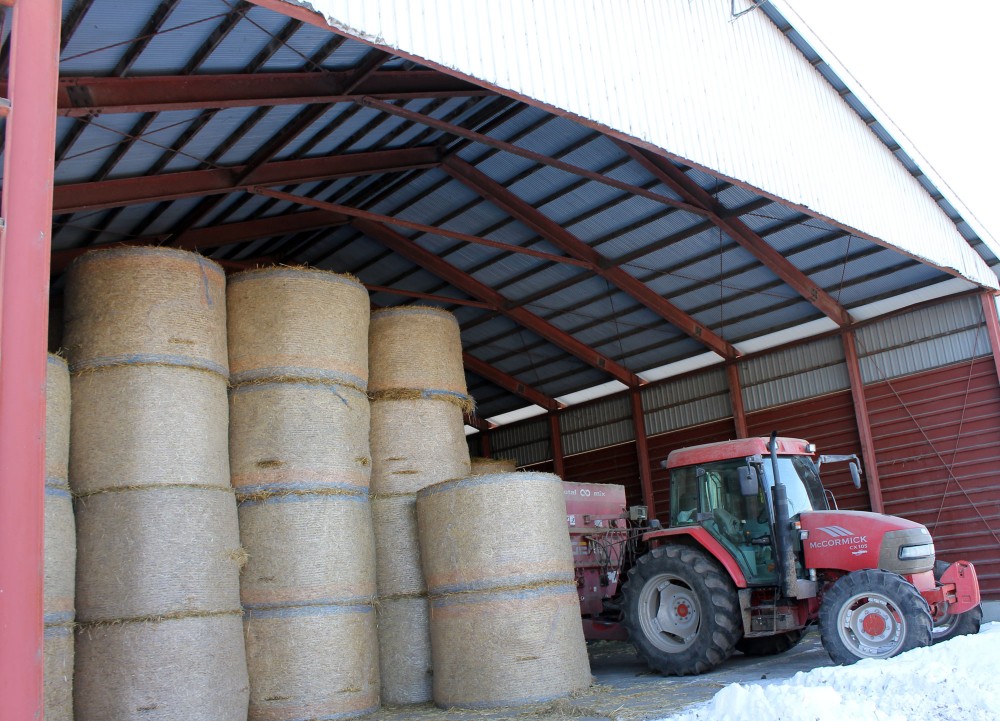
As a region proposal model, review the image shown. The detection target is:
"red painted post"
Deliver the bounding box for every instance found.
[630,388,657,520]
[549,411,566,478]
[726,363,749,438]
[480,427,492,458]
[842,331,885,513]
[0,1,61,719]
[979,292,1000,385]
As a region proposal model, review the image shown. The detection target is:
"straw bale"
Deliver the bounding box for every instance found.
[371,494,425,597]
[44,488,76,618]
[369,306,466,396]
[64,246,228,376]
[239,492,376,607]
[469,456,517,475]
[370,398,471,495]
[228,267,369,388]
[46,354,71,482]
[44,625,74,721]
[416,472,575,595]
[429,584,591,709]
[376,596,433,705]
[74,613,249,721]
[69,364,230,494]
[244,603,379,721]
[75,487,243,622]
[230,381,371,493]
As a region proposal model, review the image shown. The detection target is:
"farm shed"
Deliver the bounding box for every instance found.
[0,0,998,716]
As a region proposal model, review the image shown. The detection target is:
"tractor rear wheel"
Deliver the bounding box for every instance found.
[931,560,982,644]
[819,569,932,665]
[622,544,741,675]
[735,629,804,657]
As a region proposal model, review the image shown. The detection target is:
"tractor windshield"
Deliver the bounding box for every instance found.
[759,455,829,516]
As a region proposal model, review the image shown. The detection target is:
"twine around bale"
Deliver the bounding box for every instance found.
[369,387,474,413]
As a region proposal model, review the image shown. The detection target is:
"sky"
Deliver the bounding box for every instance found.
[781,0,1000,245]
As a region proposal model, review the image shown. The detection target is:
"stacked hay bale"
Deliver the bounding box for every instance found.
[65,247,247,721]
[368,306,472,704]
[416,472,591,709]
[227,267,379,721]
[44,354,75,721]
[469,456,517,475]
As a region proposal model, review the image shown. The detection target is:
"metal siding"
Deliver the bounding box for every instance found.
[865,358,1000,599]
[490,417,551,467]
[741,336,850,412]
[560,395,634,455]
[302,0,996,288]
[641,367,731,436]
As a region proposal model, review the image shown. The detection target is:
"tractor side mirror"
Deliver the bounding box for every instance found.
[737,466,759,496]
[849,461,862,489]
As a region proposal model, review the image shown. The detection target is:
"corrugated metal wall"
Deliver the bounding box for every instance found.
[560,394,633,456]
[740,336,849,412]
[305,0,995,287]
[866,357,1000,598]
[489,416,550,467]
[641,367,731,436]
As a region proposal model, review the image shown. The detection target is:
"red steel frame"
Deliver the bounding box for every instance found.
[980,291,1000,385]
[630,388,656,519]
[0,1,61,718]
[842,330,885,513]
[549,411,566,478]
[727,363,749,438]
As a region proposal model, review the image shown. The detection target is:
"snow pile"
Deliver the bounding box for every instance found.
[658,623,1000,721]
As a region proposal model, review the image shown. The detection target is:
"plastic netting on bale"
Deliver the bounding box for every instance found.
[469,456,517,475]
[63,247,228,377]
[44,354,74,721]
[428,584,592,709]
[375,596,433,706]
[229,381,371,495]
[371,494,426,597]
[416,472,575,595]
[227,267,369,389]
[244,603,379,721]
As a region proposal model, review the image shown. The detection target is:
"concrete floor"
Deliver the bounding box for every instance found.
[378,630,832,721]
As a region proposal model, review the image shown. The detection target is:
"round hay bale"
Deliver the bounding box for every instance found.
[44,624,74,721]
[469,456,517,475]
[74,487,243,622]
[371,494,425,597]
[244,603,379,721]
[63,246,228,376]
[229,381,370,493]
[375,596,433,705]
[227,267,369,388]
[369,306,467,397]
[238,492,376,607]
[416,472,575,595]
[69,365,230,495]
[370,398,470,495]
[429,584,591,709]
[46,354,71,483]
[44,487,76,620]
[74,613,248,721]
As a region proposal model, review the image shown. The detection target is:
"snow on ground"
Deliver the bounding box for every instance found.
[656,623,1000,721]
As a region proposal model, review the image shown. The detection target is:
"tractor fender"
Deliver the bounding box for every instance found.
[641,526,748,588]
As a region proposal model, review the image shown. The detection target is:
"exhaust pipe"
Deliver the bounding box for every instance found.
[768,432,799,599]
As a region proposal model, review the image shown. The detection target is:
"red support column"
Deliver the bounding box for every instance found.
[842,331,885,513]
[480,427,492,458]
[630,388,657,520]
[0,1,61,718]
[980,292,1000,384]
[727,363,749,439]
[549,412,566,478]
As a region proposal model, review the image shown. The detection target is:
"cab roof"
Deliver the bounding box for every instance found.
[665,437,813,469]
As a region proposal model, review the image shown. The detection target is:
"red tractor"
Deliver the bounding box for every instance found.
[565,434,982,674]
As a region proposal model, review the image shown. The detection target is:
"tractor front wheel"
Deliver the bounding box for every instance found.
[622,544,741,675]
[819,569,932,665]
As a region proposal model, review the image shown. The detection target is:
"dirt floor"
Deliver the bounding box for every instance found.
[378,630,832,721]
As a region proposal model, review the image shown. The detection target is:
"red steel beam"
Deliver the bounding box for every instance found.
[249,187,592,268]
[630,388,656,519]
[0,1,60,717]
[727,363,749,439]
[443,157,740,359]
[49,209,350,272]
[618,143,852,326]
[50,146,441,213]
[462,352,563,412]
[842,331,884,513]
[28,71,492,116]
[980,292,1000,386]
[360,97,710,218]
[464,413,495,432]
[352,218,642,387]
[366,286,492,310]
[549,412,567,478]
